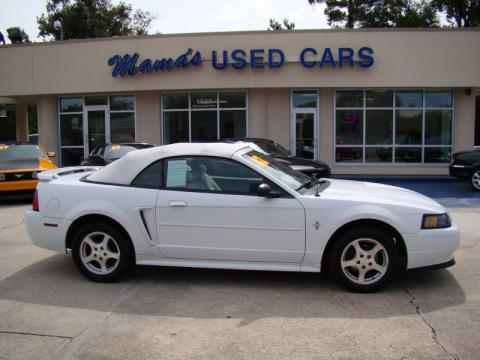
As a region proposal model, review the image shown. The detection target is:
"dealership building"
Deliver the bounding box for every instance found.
[0,28,479,175]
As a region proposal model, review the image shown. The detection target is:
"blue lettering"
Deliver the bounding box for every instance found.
[300,48,317,68]
[212,50,228,70]
[338,47,354,67]
[250,49,265,69]
[190,51,202,66]
[357,47,374,68]
[231,49,247,70]
[320,48,336,68]
[107,53,139,77]
[268,48,285,68]
[139,59,153,73]
[153,58,174,71]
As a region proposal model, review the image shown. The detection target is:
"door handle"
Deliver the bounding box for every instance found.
[168,201,187,207]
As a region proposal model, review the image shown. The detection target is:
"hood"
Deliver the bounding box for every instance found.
[0,159,40,171]
[318,179,445,213]
[271,154,328,169]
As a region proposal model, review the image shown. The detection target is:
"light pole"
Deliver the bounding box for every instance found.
[53,19,63,41]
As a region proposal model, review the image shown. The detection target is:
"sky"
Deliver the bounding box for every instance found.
[0,0,328,41]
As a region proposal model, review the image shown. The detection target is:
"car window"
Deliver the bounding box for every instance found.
[104,145,139,162]
[164,156,265,195]
[131,160,163,189]
[0,144,45,159]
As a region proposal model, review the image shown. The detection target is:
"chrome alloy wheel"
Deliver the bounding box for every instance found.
[340,238,389,285]
[80,232,120,275]
[472,170,480,190]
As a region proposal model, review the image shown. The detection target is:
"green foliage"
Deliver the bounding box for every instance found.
[268,18,296,30]
[37,0,155,40]
[433,0,480,27]
[309,0,440,28]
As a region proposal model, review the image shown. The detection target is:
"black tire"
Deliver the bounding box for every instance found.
[470,168,480,192]
[71,222,134,282]
[328,227,399,293]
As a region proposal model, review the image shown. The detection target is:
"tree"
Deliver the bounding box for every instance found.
[358,0,439,27]
[308,0,439,28]
[268,18,295,30]
[37,0,155,40]
[433,0,480,27]
[308,0,363,28]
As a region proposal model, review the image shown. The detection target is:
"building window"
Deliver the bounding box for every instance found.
[162,91,247,144]
[58,95,136,166]
[335,90,453,164]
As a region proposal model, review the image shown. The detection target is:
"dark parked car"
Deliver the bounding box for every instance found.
[80,143,156,166]
[449,147,480,191]
[225,137,331,178]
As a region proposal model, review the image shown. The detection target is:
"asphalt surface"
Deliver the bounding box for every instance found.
[0,197,479,359]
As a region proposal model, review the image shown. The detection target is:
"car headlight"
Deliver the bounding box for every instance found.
[0,174,5,181]
[422,213,451,229]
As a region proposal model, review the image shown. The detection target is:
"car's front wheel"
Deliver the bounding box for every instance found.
[71,223,133,282]
[328,227,399,292]
[470,168,480,192]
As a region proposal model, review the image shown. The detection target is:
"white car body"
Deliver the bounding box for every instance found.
[25,143,460,275]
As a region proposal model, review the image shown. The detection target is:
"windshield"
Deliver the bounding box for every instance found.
[104,145,142,162]
[0,145,45,160]
[242,150,311,191]
[254,141,290,155]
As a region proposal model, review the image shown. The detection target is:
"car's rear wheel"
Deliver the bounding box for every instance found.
[71,223,133,282]
[328,227,399,292]
[470,168,480,192]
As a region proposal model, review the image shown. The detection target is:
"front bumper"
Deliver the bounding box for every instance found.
[449,164,472,178]
[25,211,72,253]
[403,224,460,269]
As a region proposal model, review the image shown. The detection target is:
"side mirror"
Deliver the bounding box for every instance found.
[257,183,281,198]
[47,151,55,158]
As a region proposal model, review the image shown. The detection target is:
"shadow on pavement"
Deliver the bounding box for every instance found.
[0,254,465,323]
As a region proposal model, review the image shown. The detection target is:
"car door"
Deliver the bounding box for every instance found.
[155,156,306,263]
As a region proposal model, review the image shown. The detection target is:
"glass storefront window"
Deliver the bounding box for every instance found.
[85,96,108,106]
[366,90,393,107]
[395,109,422,145]
[164,94,188,109]
[110,95,135,111]
[191,111,217,141]
[220,92,246,108]
[335,90,453,164]
[425,110,452,145]
[110,112,135,142]
[425,91,452,108]
[396,91,422,108]
[220,110,246,138]
[366,110,393,145]
[366,147,392,162]
[61,148,84,166]
[60,114,83,146]
[60,98,83,112]
[336,90,363,108]
[163,91,247,144]
[191,92,217,109]
[336,110,363,145]
[163,112,189,144]
[292,90,317,108]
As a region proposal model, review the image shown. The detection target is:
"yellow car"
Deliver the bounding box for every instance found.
[0,143,57,195]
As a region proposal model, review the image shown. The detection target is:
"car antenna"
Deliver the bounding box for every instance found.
[310,175,320,197]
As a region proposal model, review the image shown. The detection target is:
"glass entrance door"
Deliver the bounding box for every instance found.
[85,108,109,156]
[292,110,317,159]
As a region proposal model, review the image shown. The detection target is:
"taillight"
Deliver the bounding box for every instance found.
[33,189,39,211]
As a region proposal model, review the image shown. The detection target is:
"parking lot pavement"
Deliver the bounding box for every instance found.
[0,201,479,360]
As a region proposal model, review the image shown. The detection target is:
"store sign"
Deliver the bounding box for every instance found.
[107,47,374,78]
[341,112,360,124]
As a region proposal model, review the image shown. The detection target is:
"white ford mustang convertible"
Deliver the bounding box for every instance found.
[25,143,460,292]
